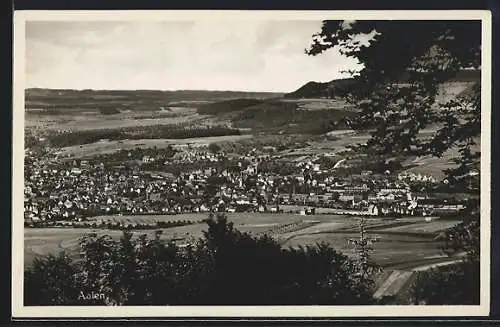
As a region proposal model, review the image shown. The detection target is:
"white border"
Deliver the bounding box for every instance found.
[12,10,492,318]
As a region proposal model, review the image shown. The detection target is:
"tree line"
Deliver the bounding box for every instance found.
[306,20,482,304]
[46,125,242,148]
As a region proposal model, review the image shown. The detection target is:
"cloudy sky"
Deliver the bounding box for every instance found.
[26,20,362,92]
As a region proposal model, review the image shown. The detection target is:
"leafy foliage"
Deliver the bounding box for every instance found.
[307,20,482,305]
[25,214,377,305]
[307,21,481,182]
[348,218,382,290]
[24,252,81,305]
[208,143,221,154]
[411,260,479,305]
[411,203,480,305]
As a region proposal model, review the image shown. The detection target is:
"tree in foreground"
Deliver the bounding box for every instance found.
[24,253,80,305]
[307,20,481,304]
[24,214,377,305]
[348,218,381,291]
[307,21,481,184]
[410,206,480,305]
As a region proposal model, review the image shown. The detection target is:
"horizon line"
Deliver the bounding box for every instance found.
[24,69,479,94]
[24,87,292,94]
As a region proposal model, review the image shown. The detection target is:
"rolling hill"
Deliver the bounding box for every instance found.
[285,70,481,100]
[284,78,356,99]
[196,98,357,134]
[196,98,267,115]
[25,88,283,111]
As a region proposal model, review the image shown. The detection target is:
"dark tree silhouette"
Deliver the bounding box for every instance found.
[24,214,377,306]
[307,20,482,305]
[306,21,481,183]
[208,143,221,154]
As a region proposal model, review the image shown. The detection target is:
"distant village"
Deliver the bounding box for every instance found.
[24,141,472,227]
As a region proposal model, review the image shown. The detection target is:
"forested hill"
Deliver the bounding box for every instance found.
[285,69,481,100]
[284,78,355,99]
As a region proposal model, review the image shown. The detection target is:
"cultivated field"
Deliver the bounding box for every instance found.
[377,220,460,234]
[401,138,480,179]
[23,79,480,303]
[25,108,205,131]
[25,214,461,271]
[55,135,254,158]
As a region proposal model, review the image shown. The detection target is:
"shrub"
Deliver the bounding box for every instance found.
[410,209,480,305]
[99,107,120,115]
[24,214,377,305]
[410,260,479,305]
[24,252,80,305]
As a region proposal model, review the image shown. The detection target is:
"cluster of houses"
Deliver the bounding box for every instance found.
[397,172,438,183]
[170,149,224,163]
[24,144,469,224]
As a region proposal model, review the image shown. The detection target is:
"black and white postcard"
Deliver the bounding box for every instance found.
[12,10,492,318]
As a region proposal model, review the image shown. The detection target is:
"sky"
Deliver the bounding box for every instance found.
[25,20,363,93]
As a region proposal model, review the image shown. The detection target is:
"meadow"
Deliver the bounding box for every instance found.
[25,213,460,270]
[55,135,253,158]
[25,107,203,131]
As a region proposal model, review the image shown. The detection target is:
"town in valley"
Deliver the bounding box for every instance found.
[22,18,482,306]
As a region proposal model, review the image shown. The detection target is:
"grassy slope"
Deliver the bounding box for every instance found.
[196,98,267,115]
[196,98,357,134]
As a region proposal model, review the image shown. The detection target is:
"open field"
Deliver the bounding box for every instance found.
[24,214,464,302]
[25,108,205,131]
[55,135,254,158]
[24,226,205,266]
[25,213,461,270]
[279,130,479,180]
[25,88,283,111]
[25,88,283,133]
[401,138,480,179]
[281,98,354,111]
[283,232,442,267]
[26,93,476,182]
[377,220,460,234]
